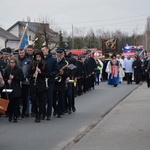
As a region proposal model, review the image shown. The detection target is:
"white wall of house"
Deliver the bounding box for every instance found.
[27,30,35,44]
[6,41,19,50]
[0,37,19,50]
[9,25,19,37]
[0,38,5,49]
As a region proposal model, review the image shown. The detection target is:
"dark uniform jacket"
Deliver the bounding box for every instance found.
[132,59,142,76]
[4,66,24,98]
[28,61,50,93]
[0,59,8,74]
[54,58,70,92]
[44,53,59,82]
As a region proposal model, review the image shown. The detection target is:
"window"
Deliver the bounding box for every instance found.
[29,35,32,41]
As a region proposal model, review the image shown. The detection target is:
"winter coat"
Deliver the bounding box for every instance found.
[54,58,71,92]
[28,60,50,93]
[132,59,142,76]
[4,66,24,98]
[44,53,59,82]
[18,56,31,85]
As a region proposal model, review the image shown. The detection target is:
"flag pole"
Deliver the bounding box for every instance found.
[17,23,28,49]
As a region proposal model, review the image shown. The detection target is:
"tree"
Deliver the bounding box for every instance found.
[58,31,65,48]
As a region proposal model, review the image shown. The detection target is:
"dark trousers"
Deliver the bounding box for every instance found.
[134,75,141,84]
[8,96,20,118]
[77,78,82,95]
[21,84,29,115]
[125,73,132,84]
[43,82,54,117]
[65,83,72,111]
[53,91,65,115]
[31,91,45,118]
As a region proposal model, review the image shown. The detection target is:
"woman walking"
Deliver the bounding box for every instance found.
[28,51,49,123]
[4,57,24,123]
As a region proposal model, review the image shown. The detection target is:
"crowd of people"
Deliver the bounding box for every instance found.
[0,45,97,123]
[0,45,150,123]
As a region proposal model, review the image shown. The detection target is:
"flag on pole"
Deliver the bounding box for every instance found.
[20,31,28,49]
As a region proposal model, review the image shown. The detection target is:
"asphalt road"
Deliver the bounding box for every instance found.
[0,82,139,150]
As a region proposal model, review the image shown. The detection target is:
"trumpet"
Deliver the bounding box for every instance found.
[55,60,69,82]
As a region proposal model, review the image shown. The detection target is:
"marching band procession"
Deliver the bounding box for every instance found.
[0,44,150,123]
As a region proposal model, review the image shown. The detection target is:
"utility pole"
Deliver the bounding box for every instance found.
[72,25,74,49]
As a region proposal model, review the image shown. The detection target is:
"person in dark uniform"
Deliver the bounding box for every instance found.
[3,56,24,123]
[41,45,59,120]
[87,50,97,89]
[132,55,142,84]
[53,50,70,118]
[28,51,49,123]
[0,48,12,74]
[64,49,77,113]
[84,51,92,92]
[77,54,87,95]
[0,48,12,116]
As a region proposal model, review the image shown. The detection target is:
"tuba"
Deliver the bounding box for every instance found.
[55,60,69,82]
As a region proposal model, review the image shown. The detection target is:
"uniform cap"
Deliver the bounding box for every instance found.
[1,47,11,54]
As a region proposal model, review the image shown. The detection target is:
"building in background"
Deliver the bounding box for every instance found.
[0,27,20,50]
[7,21,67,50]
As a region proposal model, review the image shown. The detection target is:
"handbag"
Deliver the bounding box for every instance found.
[0,85,10,114]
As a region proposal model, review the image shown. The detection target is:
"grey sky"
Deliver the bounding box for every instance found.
[0,0,150,35]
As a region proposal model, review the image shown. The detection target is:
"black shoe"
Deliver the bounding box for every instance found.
[21,114,25,118]
[13,117,17,123]
[72,107,76,112]
[68,110,72,114]
[8,116,12,122]
[46,117,51,120]
[53,111,56,116]
[41,116,45,120]
[57,115,62,118]
[25,113,29,117]
[31,113,36,117]
[35,117,41,123]
[35,119,40,123]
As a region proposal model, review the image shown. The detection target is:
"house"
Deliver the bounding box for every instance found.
[7,21,67,49]
[0,27,20,50]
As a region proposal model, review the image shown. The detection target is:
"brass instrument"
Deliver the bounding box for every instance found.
[55,60,69,82]
[65,78,77,87]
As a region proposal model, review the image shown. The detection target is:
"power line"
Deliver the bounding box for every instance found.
[60,18,146,30]
[60,14,150,25]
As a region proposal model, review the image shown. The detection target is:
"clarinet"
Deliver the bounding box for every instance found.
[34,61,40,85]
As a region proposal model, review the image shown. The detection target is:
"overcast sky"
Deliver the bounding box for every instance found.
[0,0,150,35]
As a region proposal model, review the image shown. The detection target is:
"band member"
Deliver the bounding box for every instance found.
[28,51,49,123]
[18,48,31,118]
[0,48,12,74]
[3,57,24,123]
[53,49,70,118]
[64,49,77,113]
[41,45,59,120]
